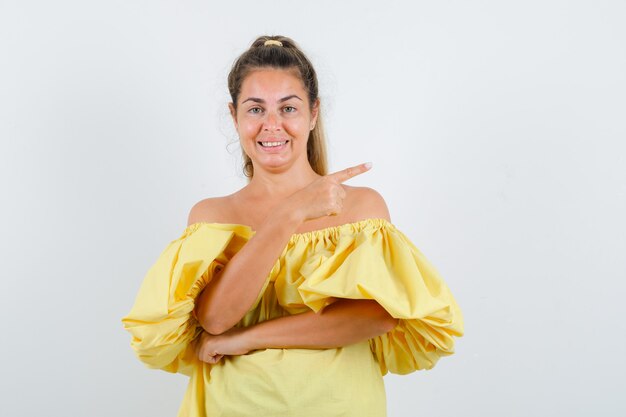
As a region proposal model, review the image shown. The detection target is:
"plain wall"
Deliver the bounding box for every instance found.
[1,1,625,416]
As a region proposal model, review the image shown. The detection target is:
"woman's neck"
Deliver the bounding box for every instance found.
[245,166,320,199]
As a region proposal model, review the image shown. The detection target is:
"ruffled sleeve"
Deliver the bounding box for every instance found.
[293,220,464,375]
[121,223,253,376]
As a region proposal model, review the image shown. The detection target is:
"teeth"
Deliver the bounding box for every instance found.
[260,141,287,147]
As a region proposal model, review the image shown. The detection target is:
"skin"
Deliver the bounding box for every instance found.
[189,68,398,364]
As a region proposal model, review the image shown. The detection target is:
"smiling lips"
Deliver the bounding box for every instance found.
[258,140,289,151]
[259,140,288,147]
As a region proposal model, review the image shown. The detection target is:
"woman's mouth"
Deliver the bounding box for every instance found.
[257,140,290,153]
[258,140,289,148]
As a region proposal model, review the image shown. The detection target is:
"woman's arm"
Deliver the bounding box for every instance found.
[194,164,371,335]
[245,299,398,349]
[196,299,399,363]
[195,186,395,363]
[193,202,301,335]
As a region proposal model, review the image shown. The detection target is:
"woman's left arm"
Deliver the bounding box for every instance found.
[251,299,398,348]
[197,299,398,363]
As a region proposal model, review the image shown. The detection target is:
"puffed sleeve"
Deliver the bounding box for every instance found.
[121,223,252,376]
[295,221,464,375]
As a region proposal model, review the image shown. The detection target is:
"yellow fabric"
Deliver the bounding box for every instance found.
[122,218,464,416]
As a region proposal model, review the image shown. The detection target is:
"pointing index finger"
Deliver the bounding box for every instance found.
[327,162,372,183]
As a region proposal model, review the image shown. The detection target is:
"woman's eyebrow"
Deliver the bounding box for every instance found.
[241,95,303,104]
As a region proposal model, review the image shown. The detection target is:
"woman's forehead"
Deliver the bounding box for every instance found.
[240,68,306,101]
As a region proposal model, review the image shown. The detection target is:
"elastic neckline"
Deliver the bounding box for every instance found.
[184,217,394,242]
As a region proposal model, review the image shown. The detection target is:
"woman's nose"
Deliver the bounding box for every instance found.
[263,111,281,131]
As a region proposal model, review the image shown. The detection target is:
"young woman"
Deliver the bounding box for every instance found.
[122,35,464,417]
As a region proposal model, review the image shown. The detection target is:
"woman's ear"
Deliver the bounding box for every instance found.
[310,98,320,130]
[228,102,238,129]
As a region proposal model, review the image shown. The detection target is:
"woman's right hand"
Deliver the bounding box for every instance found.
[286,162,372,222]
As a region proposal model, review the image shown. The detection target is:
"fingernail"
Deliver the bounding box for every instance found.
[364,162,373,169]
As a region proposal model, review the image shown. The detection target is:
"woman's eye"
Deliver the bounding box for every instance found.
[249,107,263,114]
[283,106,296,113]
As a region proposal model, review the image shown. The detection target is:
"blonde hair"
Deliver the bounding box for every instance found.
[227,35,328,178]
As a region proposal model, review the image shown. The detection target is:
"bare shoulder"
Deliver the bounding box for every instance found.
[187,196,234,226]
[343,185,391,222]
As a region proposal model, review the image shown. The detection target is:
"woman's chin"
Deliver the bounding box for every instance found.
[252,156,296,173]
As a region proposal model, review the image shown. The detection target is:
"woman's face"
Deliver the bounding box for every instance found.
[230,68,319,174]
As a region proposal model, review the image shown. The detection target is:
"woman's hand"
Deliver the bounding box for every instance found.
[196,326,251,364]
[287,162,372,222]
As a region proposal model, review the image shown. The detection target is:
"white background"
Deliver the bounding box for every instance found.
[1,1,625,416]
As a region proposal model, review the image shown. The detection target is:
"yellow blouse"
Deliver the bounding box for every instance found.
[121,218,464,417]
